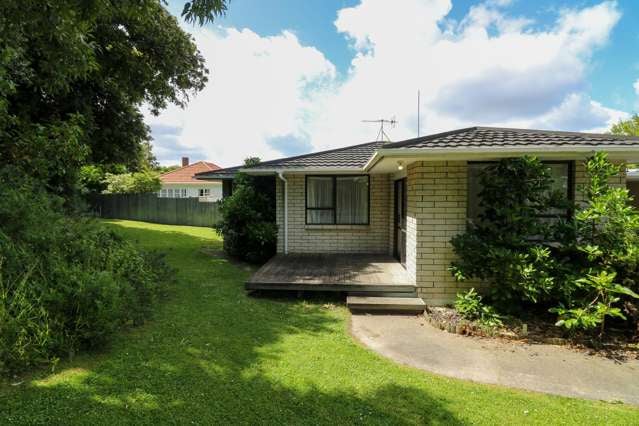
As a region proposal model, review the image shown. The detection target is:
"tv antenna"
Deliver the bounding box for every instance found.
[362,117,397,142]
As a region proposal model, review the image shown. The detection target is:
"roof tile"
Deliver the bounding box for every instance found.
[160,161,221,183]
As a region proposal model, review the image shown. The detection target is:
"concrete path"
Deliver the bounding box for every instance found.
[351,314,639,405]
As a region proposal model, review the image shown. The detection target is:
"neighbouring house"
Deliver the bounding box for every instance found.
[159,157,223,202]
[197,127,639,310]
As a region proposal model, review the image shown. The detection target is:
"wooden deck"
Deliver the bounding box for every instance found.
[246,254,415,293]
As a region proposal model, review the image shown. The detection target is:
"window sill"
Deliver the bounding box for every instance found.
[304,224,370,231]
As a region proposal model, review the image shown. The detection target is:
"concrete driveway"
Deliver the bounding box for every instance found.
[351,314,639,405]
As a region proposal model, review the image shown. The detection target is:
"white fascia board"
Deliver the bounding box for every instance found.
[376,145,639,157]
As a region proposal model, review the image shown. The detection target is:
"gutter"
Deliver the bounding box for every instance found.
[375,145,639,156]
[364,145,639,172]
[276,171,288,255]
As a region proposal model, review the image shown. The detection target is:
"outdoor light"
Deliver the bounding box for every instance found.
[397,161,404,171]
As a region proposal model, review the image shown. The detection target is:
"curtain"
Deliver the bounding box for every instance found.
[336,177,368,224]
[307,177,334,224]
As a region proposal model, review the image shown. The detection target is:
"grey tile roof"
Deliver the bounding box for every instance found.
[385,127,639,150]
[196,165,242,180]
[197,141,385,177]
[197,127,639,178]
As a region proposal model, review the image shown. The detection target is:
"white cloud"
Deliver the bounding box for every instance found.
[635,79,639,97]
[149,0,630,165]
[146,27,335,166]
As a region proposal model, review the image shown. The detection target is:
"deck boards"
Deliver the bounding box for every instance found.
[246,253,414,292]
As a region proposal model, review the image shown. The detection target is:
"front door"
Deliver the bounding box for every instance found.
[394,178,407,266]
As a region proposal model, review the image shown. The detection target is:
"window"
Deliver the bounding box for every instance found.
[199,188,210,197]
[468,161,573,221]
[160,189,167,198]
[306,175,369,224]
[180,188,187,198]
[167,188,174,198]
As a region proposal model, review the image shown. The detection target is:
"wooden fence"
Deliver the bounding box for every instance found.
[91,193,221,227]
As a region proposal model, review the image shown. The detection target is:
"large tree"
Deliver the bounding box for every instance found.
[0,0,227,196]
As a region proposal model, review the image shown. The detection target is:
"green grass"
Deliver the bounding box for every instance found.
[2,220,638,425]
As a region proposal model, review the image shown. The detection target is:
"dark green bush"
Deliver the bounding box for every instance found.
[216,171,276,263]
[450,157,566,308]
[0,175,173,374]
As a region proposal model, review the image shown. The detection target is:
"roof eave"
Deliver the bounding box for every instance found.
[376,145,639,157]
[239,167,366,174]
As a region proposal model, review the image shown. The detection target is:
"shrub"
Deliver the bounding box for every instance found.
[553,153,639,334]
[216,166,276,264]
[102,170,161,194]
[450,153,639,336]
[0,175,173,374]
[551,271,639,335]
[455,288,503,328]
[450,157,566,308]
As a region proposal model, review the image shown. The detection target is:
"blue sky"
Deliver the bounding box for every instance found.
[151,0,639,166]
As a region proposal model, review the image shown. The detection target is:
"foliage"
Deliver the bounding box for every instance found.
[610,114,639,137]
[216,160,276,263]
[102,170,162,194]
[551,271,639,335]
[450,157,567,307]
[182,0,230,25]
[455,288,503,328]
[0,178,173,374]
[553,153,639,334]
[451,153,639,335]
[155,164,181,174]
[0,0,228,198]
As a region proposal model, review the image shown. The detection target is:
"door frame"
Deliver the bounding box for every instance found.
[393,178,407,267]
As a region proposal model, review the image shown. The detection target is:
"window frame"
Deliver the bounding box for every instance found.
[467,160,575,220]
[199,188,211,197]
[305,174,371,225]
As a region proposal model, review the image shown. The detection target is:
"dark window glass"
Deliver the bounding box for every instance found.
[306,176,369,224]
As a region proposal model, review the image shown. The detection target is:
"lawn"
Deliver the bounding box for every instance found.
[1,220,638,425]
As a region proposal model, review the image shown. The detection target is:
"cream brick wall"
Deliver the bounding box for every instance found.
[405,161,477,305]
[276,174,392,254]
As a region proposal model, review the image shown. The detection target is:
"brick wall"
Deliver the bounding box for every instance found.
[276,174,392,254]
[405,161,476,305]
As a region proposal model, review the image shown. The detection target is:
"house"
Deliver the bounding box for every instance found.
[197,127,639,311]
[159,157,223,201]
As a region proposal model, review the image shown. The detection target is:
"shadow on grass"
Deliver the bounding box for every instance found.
[1,222,461,425]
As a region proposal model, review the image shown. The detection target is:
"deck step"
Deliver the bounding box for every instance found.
[347,291,417,298]
[347,296,425,313]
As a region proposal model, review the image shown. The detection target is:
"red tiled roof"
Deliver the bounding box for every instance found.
[160,161,221,183]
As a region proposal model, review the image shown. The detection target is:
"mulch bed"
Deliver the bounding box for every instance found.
[425,306,639,361]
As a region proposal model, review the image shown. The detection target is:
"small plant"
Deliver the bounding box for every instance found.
[551,270,639,336]
[455,288,503,328]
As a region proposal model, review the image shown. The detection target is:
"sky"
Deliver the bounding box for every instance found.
[147,0,639,167]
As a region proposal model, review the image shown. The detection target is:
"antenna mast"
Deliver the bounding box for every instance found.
[362,117,397,142]
[417,90,421,137]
